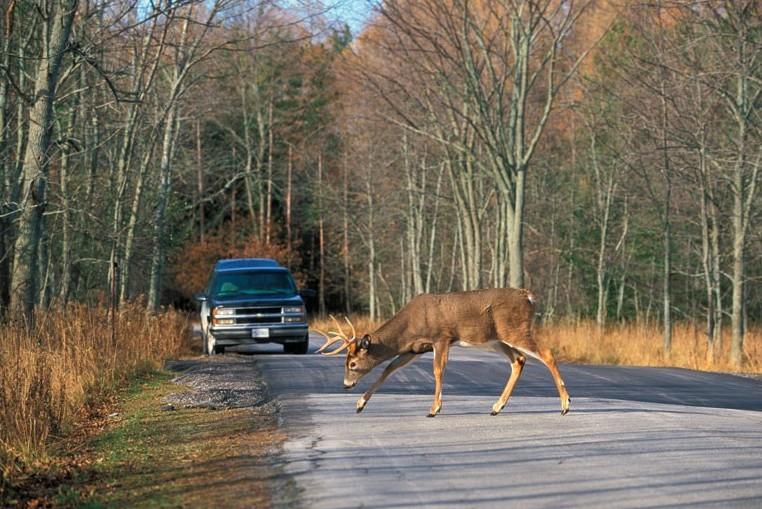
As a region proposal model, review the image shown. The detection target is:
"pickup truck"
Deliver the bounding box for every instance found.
[195,258,310,354]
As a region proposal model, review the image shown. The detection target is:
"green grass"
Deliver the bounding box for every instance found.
[48,369,280,509]
[79,371,181,508]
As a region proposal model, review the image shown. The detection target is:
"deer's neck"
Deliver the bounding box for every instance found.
[371,312,411,356]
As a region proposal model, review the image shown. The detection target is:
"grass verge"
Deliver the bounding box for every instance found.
[0,303,189,485]
[7,368,282,508]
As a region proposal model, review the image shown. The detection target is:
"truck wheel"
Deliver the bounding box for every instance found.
[285,336,309,355]
[205,332,217,356]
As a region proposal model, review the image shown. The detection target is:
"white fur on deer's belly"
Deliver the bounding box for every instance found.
[456,339,499,350]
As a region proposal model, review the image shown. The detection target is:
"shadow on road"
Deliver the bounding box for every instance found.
[224,337,762,413]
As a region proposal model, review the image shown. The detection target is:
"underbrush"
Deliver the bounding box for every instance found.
[309,314,381,339]
[540,320,761,373]
[0,303,189,484]
[309,314,761,374]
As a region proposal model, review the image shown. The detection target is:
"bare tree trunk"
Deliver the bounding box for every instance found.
[659,74,673,358]
[698,144,720,363]
[10,0,77,320]
[662,190,672,358]
[728,70,760,367]
[265,98,273,244]
[317,152,326,315]
[242,92,257,230]
[616,199,629,321]
[507,168,526,289]
[403,133,424,296]
[0,0,15,312]
[58,98,77,304]
[367,164,377,321]
[147,102,179,311]
[231,185,237,231]
[424,163,444,293]
[731,162,745,366]
[491,199,502,288]
[256,103,266,239]
[342,149,351,313]
[590,132,616,328]
[120,130,158,302]
[196,118,205,242]
[448,153,482,291]
[286,144,292,266]
[710,200,722,353]
[37,222,51,308]
[400,238,407,304]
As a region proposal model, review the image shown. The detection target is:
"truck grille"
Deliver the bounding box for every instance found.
[235,307,281,315]
[233,307,283,325]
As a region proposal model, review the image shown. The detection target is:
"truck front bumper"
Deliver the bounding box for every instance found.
[209,324,308,346]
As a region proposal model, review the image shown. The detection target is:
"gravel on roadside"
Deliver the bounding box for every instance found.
[164,355,279,414]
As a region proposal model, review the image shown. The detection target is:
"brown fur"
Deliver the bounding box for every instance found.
[345,288,571,417]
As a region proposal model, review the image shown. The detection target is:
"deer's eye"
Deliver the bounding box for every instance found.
[349,361,357,370]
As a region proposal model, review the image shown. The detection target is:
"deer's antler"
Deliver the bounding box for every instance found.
[315,315,358,355]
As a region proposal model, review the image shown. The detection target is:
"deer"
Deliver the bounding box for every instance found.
[315,288,570,417]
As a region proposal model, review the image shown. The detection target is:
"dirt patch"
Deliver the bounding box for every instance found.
[6,355,294,508]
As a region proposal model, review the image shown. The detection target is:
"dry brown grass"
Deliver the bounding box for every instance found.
[311,314,761,374]
[309,314,383,338]
[0,303,189,473]
[539,320,762,374]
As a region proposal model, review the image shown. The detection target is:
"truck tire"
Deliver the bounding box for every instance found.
[202,332,211,355]
[285,336,309,355]
[204,332,219,356]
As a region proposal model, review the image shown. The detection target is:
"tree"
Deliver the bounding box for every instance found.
[368,0,600,288]
[10,0,78,321]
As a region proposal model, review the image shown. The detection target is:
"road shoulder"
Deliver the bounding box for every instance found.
[38,357,290,508]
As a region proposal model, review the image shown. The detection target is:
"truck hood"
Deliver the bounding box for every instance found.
[209,293,304,308]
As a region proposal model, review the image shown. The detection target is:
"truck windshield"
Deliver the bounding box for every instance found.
[211,271,296,297]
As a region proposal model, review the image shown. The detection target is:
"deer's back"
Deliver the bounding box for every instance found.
[407,288,535,341]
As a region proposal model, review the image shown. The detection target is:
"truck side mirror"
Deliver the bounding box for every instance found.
[194,293,208,302]
[299,288,316,299]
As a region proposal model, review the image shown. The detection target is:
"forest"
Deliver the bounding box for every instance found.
[1,0,761,368]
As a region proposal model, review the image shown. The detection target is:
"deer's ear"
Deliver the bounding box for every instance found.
[358,335,371,351]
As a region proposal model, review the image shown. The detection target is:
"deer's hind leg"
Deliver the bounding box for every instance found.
[490,342,526,416]
[538,346,571,415]
[501,326,571,416]
[520,346,571,415]
[428,341,450,417]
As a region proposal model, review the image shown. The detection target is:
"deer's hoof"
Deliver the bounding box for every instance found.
[491,403,504,416]
[426,413,437,418]
[561,397,571,416]
[426,407,441,418]
[356,398,367,413]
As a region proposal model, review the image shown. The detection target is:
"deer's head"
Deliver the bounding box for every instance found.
[316,316,385,389]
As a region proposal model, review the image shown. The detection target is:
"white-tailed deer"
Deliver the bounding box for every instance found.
[316,288,570,417]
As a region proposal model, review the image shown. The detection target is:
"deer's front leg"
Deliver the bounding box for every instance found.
[356,352,419,413]
[428,341,450,417]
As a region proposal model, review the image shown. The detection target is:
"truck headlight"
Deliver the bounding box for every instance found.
[212,307,235,325]
[284,305,305,315]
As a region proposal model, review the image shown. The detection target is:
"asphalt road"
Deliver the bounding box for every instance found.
[244,335,762,508]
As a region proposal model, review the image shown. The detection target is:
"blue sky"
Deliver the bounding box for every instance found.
[329,0,373,35]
